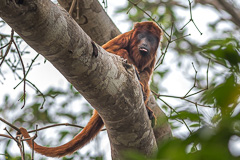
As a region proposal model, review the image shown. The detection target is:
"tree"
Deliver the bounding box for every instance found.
[0,0,170,159]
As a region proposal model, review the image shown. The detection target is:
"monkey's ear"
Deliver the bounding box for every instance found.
[133,22,140,28]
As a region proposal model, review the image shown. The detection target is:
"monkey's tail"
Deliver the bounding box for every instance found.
[20,111,104,157]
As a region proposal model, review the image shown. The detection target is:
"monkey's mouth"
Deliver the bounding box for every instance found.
[139,47,149,55]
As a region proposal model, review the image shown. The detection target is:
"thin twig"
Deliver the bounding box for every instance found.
[128,0,170,38]
[127,0,141,14]
[0,134,12,139]
[0,29,14,67]
[4,128,20,145]
[76,0,80,20]
[154,22,174,69]
[12,39,26,109]
[27,123,106,134]
[69,0,77,16]
[0,41,11,50]
[14,54,40,89]
[181,0,202,35]
[206,58,211,89]
[184,62,198,97]
[171,33,191,42]
[152,90,211,108]
[195,104,201,129]
[184,87,207,98]
[25,79,46,109]
[0,117,20,132]
[21,136,26,160]
[16,133,25,160]
[28,123,83,133]
[184,59,211,98]
[159,98,193,134]
[31,125,38,160]
[102,0,108,8]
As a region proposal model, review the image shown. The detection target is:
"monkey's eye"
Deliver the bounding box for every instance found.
[137,33,144,39]
[147,36,157,43]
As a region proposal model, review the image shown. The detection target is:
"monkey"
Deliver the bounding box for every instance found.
[102,21,162,119]
[19,21,162,157]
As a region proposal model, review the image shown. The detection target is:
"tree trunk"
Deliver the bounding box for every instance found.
[0,0,160,159]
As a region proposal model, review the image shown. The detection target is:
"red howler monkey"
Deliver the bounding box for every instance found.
[19,21,162,157]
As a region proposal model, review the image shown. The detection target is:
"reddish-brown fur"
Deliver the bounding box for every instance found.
[20,21,162,157]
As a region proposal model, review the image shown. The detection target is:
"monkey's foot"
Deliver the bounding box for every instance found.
[146,106,156,127]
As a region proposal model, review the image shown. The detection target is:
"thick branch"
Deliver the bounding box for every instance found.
[57,0,121,45]
[195,0,240,27]
[217,0,240,27]
[0,0,157,159]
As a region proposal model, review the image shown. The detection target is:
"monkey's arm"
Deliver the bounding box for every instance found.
[139,69,151,101]
[113,49,135,64]
[139,68,156,125]
[20,110,103,157]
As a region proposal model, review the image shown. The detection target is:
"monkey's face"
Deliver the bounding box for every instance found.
[128,23,161,71]
[137,32,158,57]
[130,31,158,70]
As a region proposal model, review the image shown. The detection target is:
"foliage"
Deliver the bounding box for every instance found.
[117,0,240,159]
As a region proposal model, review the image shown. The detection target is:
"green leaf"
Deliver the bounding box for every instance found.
[201,75,240,115]
[201,38,240,73]
[169,111,201,122]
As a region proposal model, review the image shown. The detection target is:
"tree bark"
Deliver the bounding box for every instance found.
[58,0,121,45]
[0,0,158,159]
